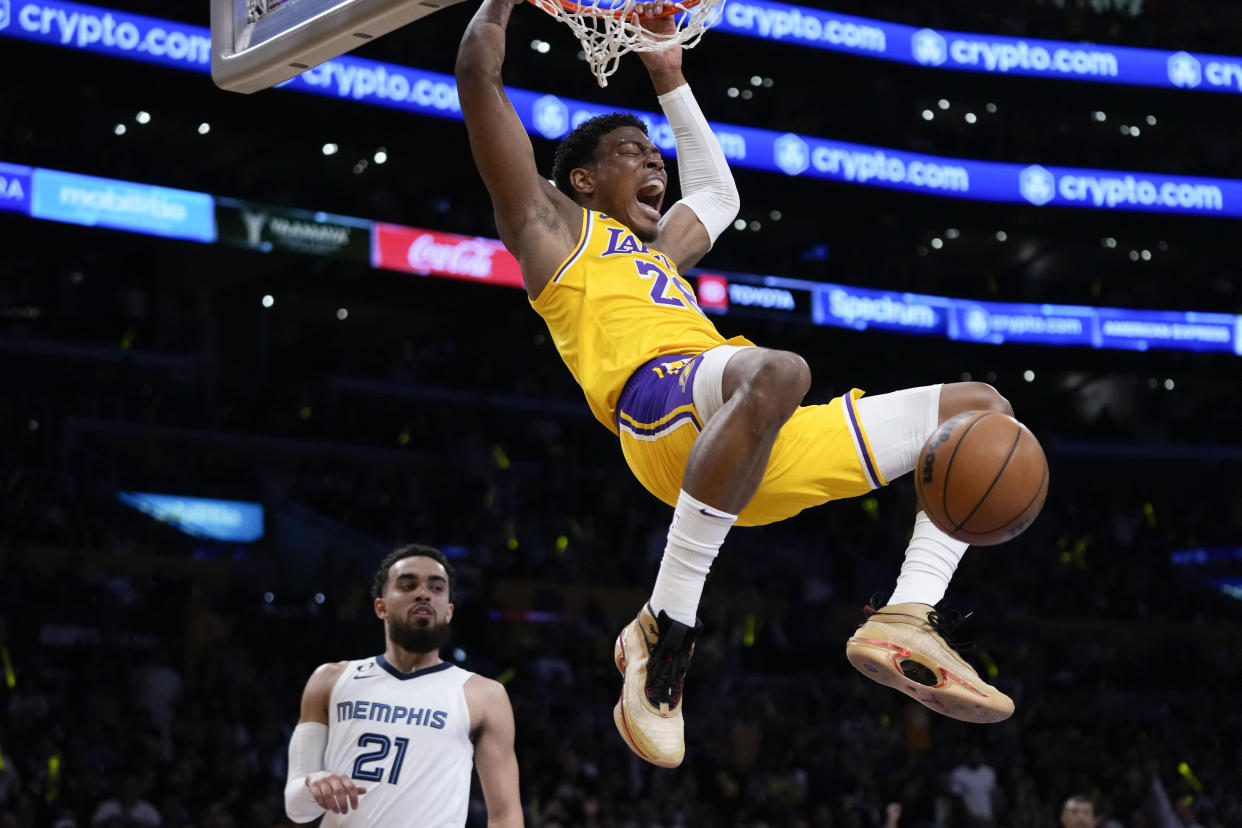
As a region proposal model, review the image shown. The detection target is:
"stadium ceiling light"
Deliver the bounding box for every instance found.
[337,308,349,320]
[946,228,959,239]
[762,77,773,88]
[769,210,782,221]
[374,149,388,164]
[937,98,950,110]
[922,109,934,121]
[964,112,977,124]
[995,230,1008,242]
[1094,111,1107,122]
[113,124,127,135]
[353,159,368,174]
[1164,379,1175,391]
[197,122,211,135]
[741,89,753,100]
[1103,237,1117,248]
[322,142,339,155]
[985,102,997,113]
[1130,126,1141,137]
[1129,250,1140,261]
[733,218,746,231]
[749,220,761,231]
[930,237,943,249]
[1119,124,1130,135]
[1146,115,1157,125]
[261,294,275,308]
[750,75,762,86]
[1140,249,1152,261]
[1023,370,1035,382]
[135,111,151,124]
[727,87,739,98]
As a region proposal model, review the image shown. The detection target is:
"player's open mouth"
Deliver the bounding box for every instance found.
[636,179,665,221]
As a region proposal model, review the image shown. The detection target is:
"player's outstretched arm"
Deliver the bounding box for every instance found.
[456,0,579,299]
[638,2,739,272]
[284,662,368,823]
[466,675,524,827]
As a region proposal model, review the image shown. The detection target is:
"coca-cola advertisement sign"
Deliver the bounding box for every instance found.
[372,223,524,288]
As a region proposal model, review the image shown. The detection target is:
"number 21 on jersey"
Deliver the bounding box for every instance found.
[351,733,409,784]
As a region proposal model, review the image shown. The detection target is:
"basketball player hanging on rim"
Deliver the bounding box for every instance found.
[283,545,523,826]
[457,0,1020,768]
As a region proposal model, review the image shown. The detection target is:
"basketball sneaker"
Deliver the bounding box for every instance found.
[845,601,1014,723]
[613,604,702,768]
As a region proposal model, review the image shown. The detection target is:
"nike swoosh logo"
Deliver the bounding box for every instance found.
[699,508,731,519]
[352,674,379,680]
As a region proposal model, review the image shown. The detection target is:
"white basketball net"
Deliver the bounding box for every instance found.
[529,0,724,87]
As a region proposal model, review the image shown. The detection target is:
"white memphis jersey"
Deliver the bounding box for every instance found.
[322,657,474,827]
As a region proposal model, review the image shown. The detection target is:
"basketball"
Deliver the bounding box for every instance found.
[914,411,1049,546]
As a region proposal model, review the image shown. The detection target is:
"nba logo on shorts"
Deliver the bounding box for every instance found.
[532,95,569,140]
[0,0,11,31]
[911,29,947,66]
[1167,52,1201,88]
[773,134,809,176]
[1018,165,1055,207]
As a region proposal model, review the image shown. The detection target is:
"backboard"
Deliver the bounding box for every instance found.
[212,0,467,94]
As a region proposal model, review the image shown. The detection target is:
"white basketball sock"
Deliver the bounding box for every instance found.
[886,511,969,607]
[649,489,736,626]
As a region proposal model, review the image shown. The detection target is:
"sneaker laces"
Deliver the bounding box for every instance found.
[645,619,698,709]
[925,608,976,653]
[861,594,976,653]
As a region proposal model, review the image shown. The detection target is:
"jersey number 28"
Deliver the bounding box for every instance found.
[636,261,703,314]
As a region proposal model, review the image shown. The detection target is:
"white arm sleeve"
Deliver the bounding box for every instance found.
[284,722,328,823]
[656,83,740,247]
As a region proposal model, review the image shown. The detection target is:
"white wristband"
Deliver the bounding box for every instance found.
[656,83,740,246]
[284,722,329,823]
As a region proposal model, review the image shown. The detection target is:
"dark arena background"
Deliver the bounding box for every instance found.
[2,0,1242,825]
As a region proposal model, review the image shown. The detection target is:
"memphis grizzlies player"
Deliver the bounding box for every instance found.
[284,545,523,826]
[458,0,1020,769]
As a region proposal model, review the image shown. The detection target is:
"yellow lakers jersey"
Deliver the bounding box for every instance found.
[531,209,746,433]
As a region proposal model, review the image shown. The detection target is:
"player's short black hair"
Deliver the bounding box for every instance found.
[372,543,456,601]
[551,112,649,200]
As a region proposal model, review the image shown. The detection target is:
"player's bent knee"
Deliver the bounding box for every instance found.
[940,381,1013,421]
[724,348,810,421]
[751,350,811,407]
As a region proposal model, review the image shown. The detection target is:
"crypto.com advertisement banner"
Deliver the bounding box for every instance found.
[6,0,1242,219]
[709,0,1242,94]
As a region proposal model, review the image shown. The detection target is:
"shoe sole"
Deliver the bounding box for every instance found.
[613,632,683,768]
[845,634,1013,724]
